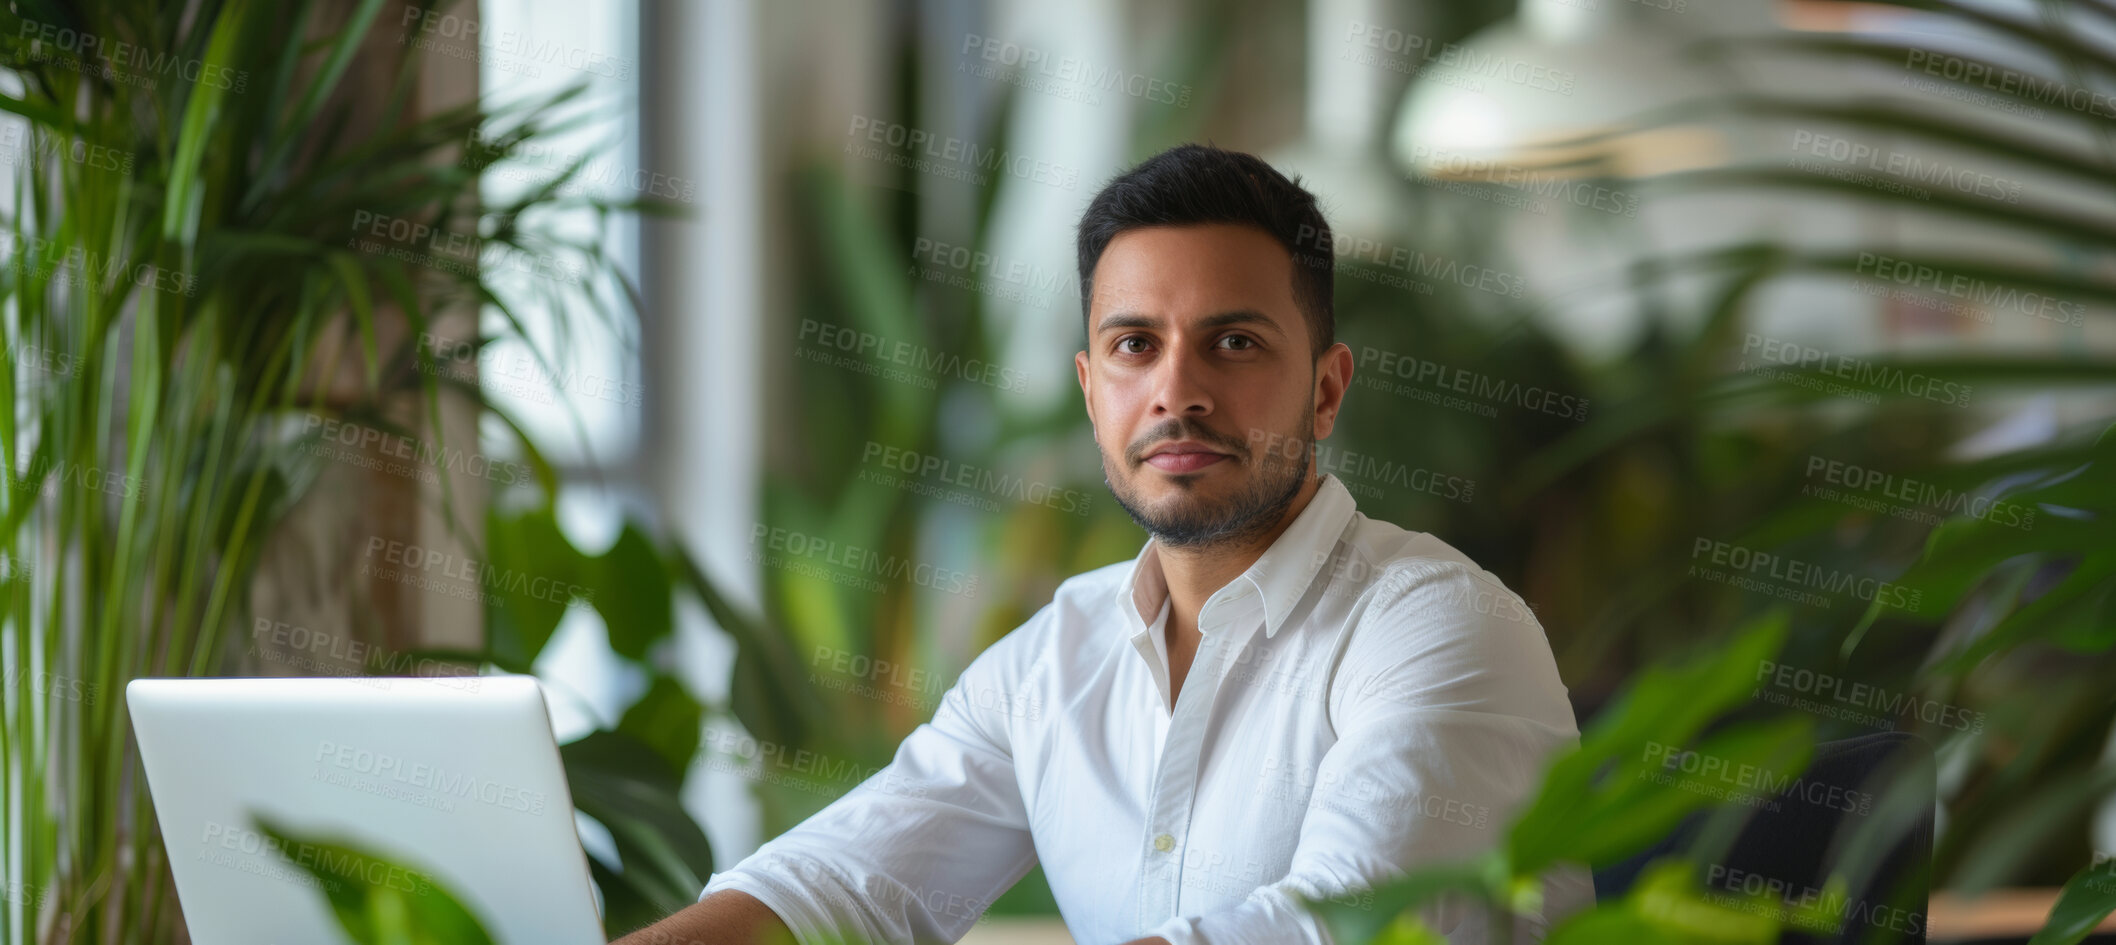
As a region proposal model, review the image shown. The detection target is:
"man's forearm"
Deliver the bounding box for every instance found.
[611,889,797,945]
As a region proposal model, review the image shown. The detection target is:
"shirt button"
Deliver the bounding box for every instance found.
[1153,833,1175,853]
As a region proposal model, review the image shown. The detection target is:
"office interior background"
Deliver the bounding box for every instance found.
[3,0,2113,942]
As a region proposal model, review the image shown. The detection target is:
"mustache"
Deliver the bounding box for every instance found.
[1125,418,1251,465]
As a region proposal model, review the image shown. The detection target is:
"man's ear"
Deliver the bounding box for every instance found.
[1076,349,1096,430]
[1312,342,1353,440]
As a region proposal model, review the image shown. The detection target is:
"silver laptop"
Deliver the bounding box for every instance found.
[128,675,606,945]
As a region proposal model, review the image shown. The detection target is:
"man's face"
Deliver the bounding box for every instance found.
[1075,223,1351,549]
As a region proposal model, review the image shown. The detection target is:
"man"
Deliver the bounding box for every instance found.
[616,144,1590,945]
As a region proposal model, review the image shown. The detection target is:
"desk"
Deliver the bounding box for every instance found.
[958,917,1077,945]
[950,889,2116,944]
[1929,889,2116,941]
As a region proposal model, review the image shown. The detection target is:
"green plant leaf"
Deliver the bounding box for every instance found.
[163,0,249,242]
[484,504,585,668]
[591,522,674,661]
[560,730,716,929]
[1627,860,1780,945]
[671,541,824,752]
[618,674,705,776]
[325,251,380,389]
[1508,615,1801,871]
[2030,859,2116,945]
[252,814,497,945]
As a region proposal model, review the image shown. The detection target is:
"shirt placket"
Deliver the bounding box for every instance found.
[1137,590,1263,929]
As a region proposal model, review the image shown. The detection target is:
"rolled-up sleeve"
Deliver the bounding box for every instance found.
[700,625,1040,945]
[1143,562,1593,945]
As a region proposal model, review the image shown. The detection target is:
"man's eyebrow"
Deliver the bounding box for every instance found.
[1093,310,1287,335]
[1095,312,1160,334]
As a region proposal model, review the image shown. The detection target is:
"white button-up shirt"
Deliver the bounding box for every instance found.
[701,474,1593,944]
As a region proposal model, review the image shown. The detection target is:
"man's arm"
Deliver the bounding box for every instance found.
[612,889,795,945]
[614,607,1050,945]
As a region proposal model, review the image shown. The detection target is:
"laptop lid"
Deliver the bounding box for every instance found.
[127,675,606,945]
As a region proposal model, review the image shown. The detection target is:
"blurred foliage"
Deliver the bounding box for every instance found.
[454,503,722,937]
[0,0,700,941]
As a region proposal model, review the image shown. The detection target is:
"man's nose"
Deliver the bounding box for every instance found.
[1148,346,1214,417]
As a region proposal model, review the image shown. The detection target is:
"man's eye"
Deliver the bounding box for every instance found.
[1219,335,1254,350]
[1118,337,1150,354]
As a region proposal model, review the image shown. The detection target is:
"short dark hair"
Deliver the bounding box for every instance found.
[1075,144,1333,357]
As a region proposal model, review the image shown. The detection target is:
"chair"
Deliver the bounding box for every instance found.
[1593,730,1936,945]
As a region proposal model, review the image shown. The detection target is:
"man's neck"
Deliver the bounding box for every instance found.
[1158,474,1322,640]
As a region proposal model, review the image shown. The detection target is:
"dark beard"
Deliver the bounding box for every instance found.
[1103,411,1313,551]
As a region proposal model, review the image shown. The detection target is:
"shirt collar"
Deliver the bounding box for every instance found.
[1116,473,1358,642]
